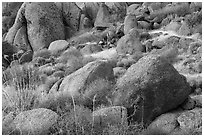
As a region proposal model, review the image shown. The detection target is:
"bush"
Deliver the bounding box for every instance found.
[51,104,93,135]
[33,48,51,59]
[2,63,43,113]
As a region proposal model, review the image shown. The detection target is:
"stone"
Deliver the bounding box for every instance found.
[126,4,140,15]
[46,60,115,109]
[2,112,16,135]
[19,50,33,64]
[55,2,82,35]
[164,21,181,32]
[48,40,69,55]
[52,70,65,79]
[181,96,196,110]
[177,108,202,131]
[177,21,191,36]
[124,14,138,35]
[146,111,181,135]
[93,106,128,128]
[5,2,65,51]
[2,2,23,34]
[178,38,195,52]
[83,2,101,23]
[13,25,32,51]
[137,21,151,29]
[190,95,202,107]
[94,3,112,28]
[12,108,58,135]
[116,28,144,55]
[80,43,102,55]
[113,54,191,126]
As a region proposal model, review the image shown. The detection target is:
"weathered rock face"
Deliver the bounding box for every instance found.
[146,110,181,135]
[12,108,58,135]
[177,108,202,131]
[2,2,23,35]
[113,55,191,126]
[126,4,141,15]
[124,14,138,35]
[26,3,65,51]
[82,2,101,23]
[13,25,32,51]
[55,2,82,36]
[94,3,112,28]
[116,28,144,55]
[5,2,65,51]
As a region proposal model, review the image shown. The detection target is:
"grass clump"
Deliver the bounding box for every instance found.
[2,63,43,114]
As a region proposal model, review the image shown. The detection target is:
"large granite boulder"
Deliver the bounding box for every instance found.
[94,3,112,28]
[5,2,65,51]
[113,54,191,126]
[12,108,58,135]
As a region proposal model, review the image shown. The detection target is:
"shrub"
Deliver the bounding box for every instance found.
[33,48,51,59]
[57,47,83,64]
[2,64,44,113]
[51,104,93,135]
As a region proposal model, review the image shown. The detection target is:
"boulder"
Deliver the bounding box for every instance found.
[93,106,128,128]
[191,95,202,107]
[2,2,23,34]
[19,50,33,64]
[13,25,32,51]
[83,2,101,22]
[2,2,23,16]
[116,28,144,55]
[12,108,58,135]
[113,55,191,126]
[124,14,138,35]
[177,108,202,131]
[177,21,191,36]
[55,2,82,35]
[48,40,69,55]
[164,21,181,32]
[44,60,115,109]
[5,2,65,51]
[126,4,140,15]
[94,3,112,28]
[145,110,182,135]
[2,112,16,135]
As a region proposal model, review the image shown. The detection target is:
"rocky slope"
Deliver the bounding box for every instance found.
[2,2,202,135]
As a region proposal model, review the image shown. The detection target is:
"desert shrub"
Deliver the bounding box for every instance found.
[51,104,93,135]
[57,47,83,64]
[81,78,115,109]
[43,76,59,93]
[64,57,83,76]
[2,85,42,114]
[2,63,42,88]
[33,48,51,59]
[2,63,43,113]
